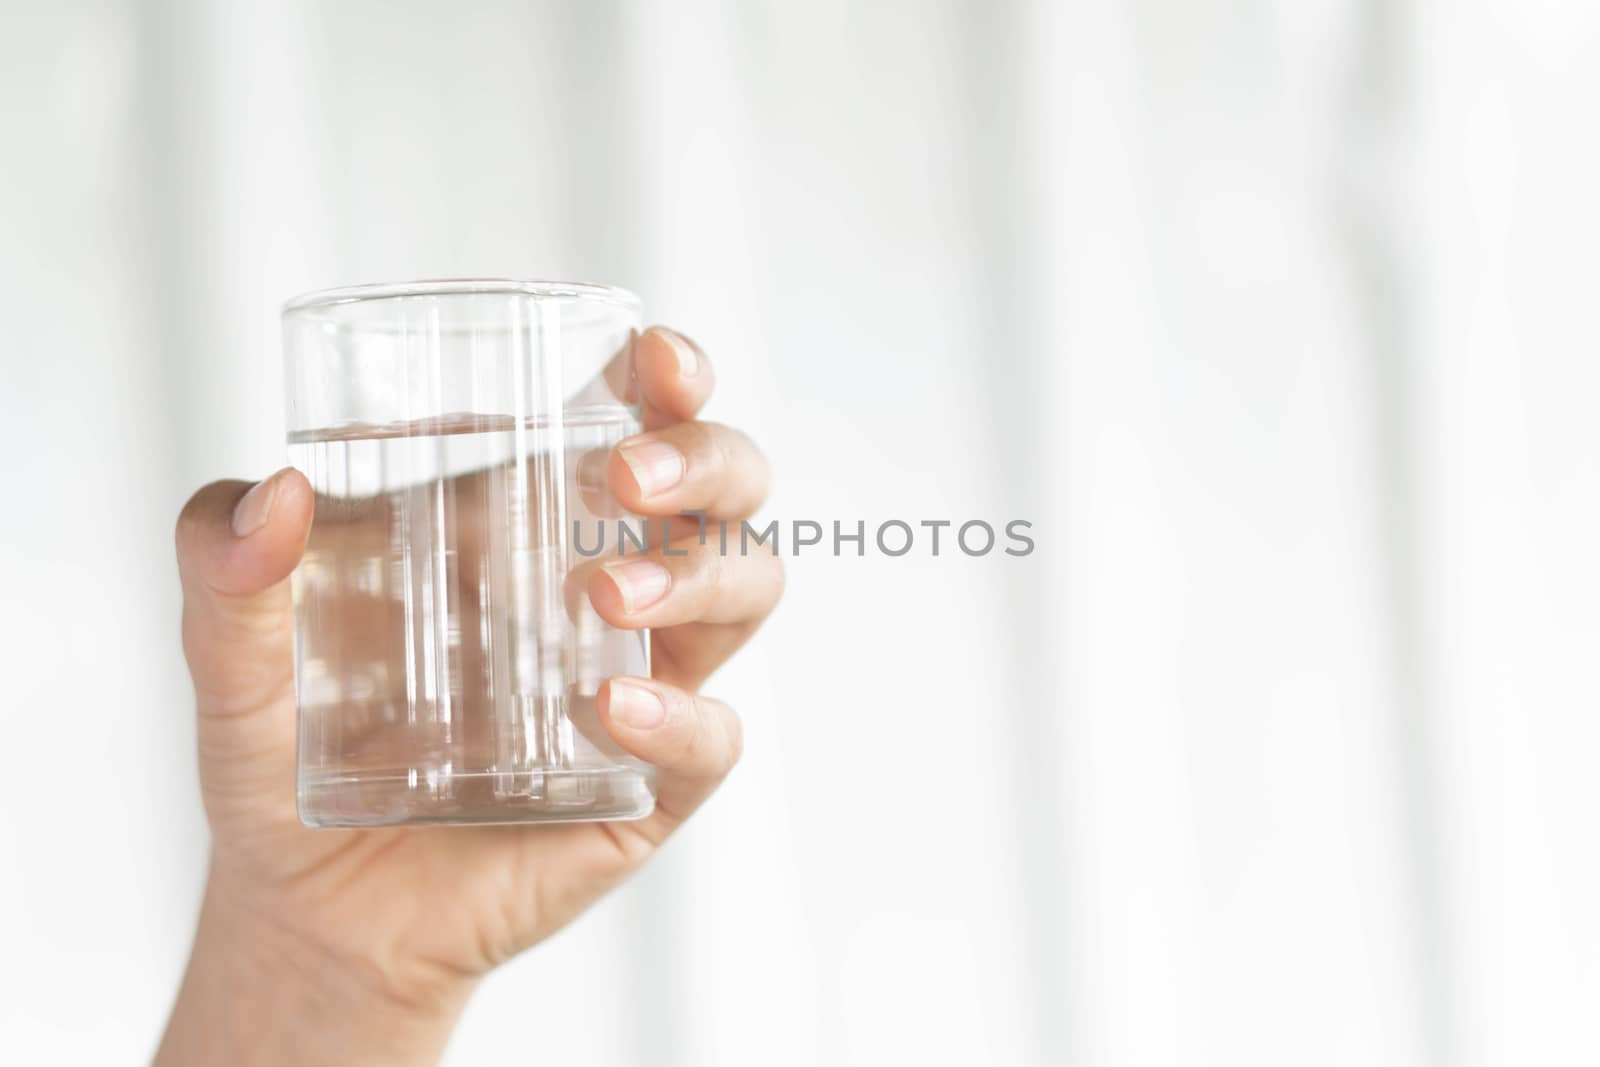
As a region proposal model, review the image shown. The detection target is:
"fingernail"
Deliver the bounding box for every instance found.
[601,559,672,613]
[231,474,279,537]
[656,327,700,377]
[608,680,666,730]
[617,439,686,498]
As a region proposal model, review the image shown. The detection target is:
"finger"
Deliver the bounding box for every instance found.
[584,539,785,632]
[583,325,710,427]
[598,677,742,828]
[636,326,714,430]
[608,420,770,519]
[582,538,783,690]
[575,325,714,512]
[174,468,313,822]
[176,468,314,706]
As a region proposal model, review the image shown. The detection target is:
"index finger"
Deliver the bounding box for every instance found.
[584,325,714,428]
[635,326,715,429]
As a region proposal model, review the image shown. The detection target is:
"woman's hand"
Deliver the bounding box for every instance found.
[155,327,781,1066]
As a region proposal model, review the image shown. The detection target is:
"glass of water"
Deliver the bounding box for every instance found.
[282,279,653,827]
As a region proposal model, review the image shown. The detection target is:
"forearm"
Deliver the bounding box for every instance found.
[154,878,470,1067]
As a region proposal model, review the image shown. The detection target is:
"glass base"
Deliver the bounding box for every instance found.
[298,765,656,828]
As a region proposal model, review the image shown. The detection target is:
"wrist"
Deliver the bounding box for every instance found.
[155,872,473,1067]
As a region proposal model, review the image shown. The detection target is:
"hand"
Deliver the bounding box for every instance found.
[155,327,781,1066]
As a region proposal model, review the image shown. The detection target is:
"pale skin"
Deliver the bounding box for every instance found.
[155,327,782,1065]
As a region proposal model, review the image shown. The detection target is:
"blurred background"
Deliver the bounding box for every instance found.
[2,1,1598,1064]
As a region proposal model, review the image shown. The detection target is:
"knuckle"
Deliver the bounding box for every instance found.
[694,535,728,588]
[746,436,772,505]
[675,421,770,514]
[726,428,769,512]
[690,421,731,481]
[668,692,742,777]
[668,692,706,766]
[713,424,741,479]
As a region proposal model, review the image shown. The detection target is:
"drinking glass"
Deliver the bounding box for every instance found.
[282,279,653,827]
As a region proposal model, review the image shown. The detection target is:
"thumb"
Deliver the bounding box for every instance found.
[175,468,312,721]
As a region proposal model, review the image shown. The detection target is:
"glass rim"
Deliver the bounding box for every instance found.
[282,277,642,316]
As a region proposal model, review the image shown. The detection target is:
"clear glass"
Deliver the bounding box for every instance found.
[282,279,653,827]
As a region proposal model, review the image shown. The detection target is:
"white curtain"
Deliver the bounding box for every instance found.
[3,2,1597,1064]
